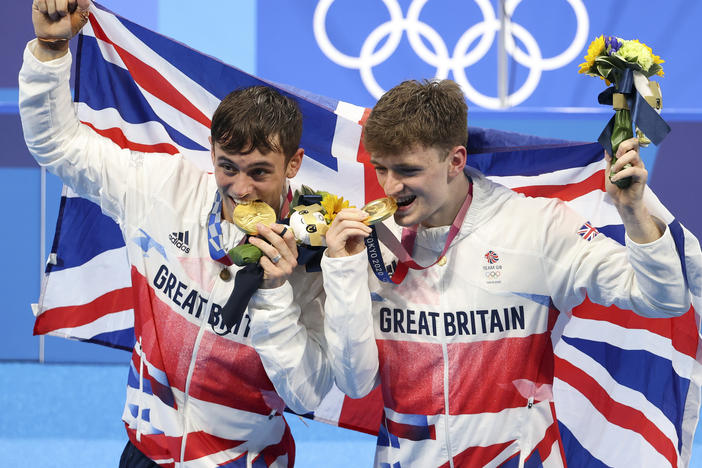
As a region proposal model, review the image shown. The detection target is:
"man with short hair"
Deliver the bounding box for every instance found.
[321,79,690,466]
[20,1,332,466]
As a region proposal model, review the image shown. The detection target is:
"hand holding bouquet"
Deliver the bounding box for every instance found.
[579,36,670,188]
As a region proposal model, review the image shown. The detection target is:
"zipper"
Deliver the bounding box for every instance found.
[178,267,230,467]
[515,397,537,467]
[441,341,453,468]
[137,336,144,442]
[439,251,454,468]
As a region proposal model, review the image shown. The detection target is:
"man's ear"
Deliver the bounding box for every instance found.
[209,136,215,165]
[447,145,467,178]
[286,148,305,178]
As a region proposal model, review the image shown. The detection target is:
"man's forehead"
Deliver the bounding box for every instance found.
[370,145,441,165]
[213,142,285,163]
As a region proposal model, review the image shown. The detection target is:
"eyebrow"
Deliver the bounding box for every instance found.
[216,156,275,170]
[370,160,422,171]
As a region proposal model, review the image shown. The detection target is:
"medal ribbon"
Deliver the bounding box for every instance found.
[211,186,295,334]
[207,191,234,266]
[365,181,473,284]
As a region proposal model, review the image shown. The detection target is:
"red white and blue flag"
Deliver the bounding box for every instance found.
[31,3,702,466]
[577,222,599,241]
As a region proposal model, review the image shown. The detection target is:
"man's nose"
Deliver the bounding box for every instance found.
[231,174,254,199]
[382,171,403,196]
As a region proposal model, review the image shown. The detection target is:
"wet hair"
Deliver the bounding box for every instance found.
[363,79,468,159]
[211,85,302,159]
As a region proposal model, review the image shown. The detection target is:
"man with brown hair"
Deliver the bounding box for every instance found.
[321,79,690,466]
[20,1,332,466]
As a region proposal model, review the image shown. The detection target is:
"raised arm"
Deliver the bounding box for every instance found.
[20,0,178,224]
[541,140,689,317]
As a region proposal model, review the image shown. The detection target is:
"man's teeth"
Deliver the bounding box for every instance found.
[396,196,415,207]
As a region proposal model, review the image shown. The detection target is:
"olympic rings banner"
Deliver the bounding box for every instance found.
[257,0,702,110]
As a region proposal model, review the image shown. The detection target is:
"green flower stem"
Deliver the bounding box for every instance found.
[610,108,634,189]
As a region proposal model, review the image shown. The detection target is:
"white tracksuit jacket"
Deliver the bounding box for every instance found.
[321,168,690,468]
[19,43,332,468]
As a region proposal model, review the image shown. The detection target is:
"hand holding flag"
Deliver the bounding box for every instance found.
[32,0,91,54]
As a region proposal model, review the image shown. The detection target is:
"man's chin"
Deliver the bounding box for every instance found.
[393,211,414,227]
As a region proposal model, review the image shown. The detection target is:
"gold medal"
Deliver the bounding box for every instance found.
[232,201,276,235]
[362,197,398,225]
[437,256,447,267]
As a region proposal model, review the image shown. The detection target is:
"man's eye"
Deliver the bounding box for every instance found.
[220,164,238,174]
[252,169,269,178]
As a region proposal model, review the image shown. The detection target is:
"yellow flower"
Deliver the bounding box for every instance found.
[320,193,352,223]
[640,41,665,77]
[578,35,606,75]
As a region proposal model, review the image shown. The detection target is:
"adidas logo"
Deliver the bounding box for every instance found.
[169,231,191,254]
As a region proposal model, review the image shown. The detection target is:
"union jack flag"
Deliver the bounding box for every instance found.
[30,3,702,467]
[484,250,500,264]
[577,221,600,241]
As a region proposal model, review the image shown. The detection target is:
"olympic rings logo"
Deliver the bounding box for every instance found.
[485,270,501,279]
[313,0,589,109]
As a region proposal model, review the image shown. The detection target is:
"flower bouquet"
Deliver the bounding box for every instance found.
[578,35,670,188]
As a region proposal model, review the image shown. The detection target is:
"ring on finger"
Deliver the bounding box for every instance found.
[271,254,282,264]
[279,227,288,238]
